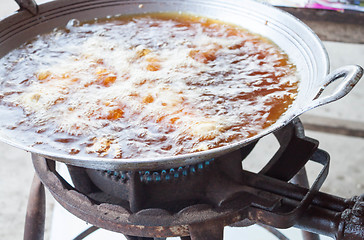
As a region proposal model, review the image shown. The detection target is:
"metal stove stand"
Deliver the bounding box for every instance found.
[23,119,364,240]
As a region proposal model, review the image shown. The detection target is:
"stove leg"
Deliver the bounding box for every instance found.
[291,168,321,240]
[23,174,45,240]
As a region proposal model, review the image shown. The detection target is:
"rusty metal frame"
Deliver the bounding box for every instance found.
[21,119,364,240]
[25,120,363,240]
[29,148,364,240]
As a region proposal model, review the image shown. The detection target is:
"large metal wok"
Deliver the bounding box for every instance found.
[0,0,362,171]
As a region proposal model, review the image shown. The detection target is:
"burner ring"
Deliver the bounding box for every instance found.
[97,158,215,184]
[138,158,214,183]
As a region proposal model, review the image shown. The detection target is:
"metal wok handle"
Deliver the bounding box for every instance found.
[15,0,39,15]
[306,65,363,111]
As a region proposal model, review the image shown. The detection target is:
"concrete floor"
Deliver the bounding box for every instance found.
[0,2,364,240]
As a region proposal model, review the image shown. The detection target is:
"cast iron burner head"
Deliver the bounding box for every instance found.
[31,118,364,240]
[83,158,217,212]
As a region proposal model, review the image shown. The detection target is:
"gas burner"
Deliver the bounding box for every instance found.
[26,119,364,240]
[98,158,215,184]
[137,159,215,183]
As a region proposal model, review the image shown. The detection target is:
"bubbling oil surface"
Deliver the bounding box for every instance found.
[0,13,299,159]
